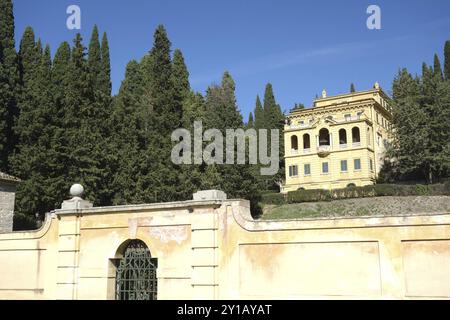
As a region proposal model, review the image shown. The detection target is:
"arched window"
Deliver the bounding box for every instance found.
[115,240,157,300]
[339,129,347,145]
[347,183,356,188]
[303,134,311,150]
[319,128,330,146]
[352,127,361,144]
[291,135,298,151]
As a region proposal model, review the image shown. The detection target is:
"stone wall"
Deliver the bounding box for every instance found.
[0,192,449,300]
[0,183,17,233]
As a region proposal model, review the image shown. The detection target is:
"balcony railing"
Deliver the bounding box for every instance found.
[352,142,361,147]
[318,145,331,152]
[339,143,347,149]
[291,149,299,155]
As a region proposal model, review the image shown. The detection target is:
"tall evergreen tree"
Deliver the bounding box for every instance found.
[172,49,190,101]
[112,60,146,204]
[203,72,260,212]
[247,112,254,128]
[434,54,443,81]
[138,25,182,202]
[88,25,102,91]
[262,83,284,189]
[100,32,112,95]
[0,0,19,171]
[444,40,450,81]
[253,95,264,130]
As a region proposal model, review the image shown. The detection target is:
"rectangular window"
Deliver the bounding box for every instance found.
[289,165,298,177]
[340,160,348,172]
[354,159,361,171]
[370,159,373,171]
[344,114,351,121]
[304,164,311,176]
[322,162,329,174]
[299,120,304,125]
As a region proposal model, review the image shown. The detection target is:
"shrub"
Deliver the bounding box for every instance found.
[261,193,286,205]
[287,189,332,203]
[414,184,430,196]
[373,184,398,196]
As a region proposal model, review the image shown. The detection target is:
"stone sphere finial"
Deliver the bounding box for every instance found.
[322,89,327,98]
[70,184,84,198]
[374,81,380,89]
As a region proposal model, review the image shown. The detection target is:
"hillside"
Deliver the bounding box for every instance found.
[262,196,450,220]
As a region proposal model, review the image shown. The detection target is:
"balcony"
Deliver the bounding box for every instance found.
[291,149,299,155]
[339,144,347,149]
[317,145,331,157]
[352,142,361,148]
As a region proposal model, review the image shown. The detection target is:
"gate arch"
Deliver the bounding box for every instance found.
[115,239,158,300]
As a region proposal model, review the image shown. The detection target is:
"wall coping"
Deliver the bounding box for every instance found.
[54,199,233,216]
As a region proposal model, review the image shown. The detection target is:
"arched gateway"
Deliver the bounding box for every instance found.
[115,240,158,300]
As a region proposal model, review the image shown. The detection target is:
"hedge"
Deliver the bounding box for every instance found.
[261,182,450,205]
[260,192,286,205]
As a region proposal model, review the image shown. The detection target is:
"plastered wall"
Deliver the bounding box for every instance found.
[0,197,449,300]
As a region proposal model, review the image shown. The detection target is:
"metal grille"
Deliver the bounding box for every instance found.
[115,240,158,300]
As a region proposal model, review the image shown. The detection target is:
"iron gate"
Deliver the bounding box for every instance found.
[115,240,158,300]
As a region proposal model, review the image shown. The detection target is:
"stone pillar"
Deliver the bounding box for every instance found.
[56,184,92,300]
[191,190,226,299]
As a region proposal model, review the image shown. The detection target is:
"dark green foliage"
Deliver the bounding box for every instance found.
[253,95,264,130]
[444,41,450,81]
[434,54,443,80]
[278,184,450,205]
[260,192,285,205]
[389,59,450,183]
[0,0,19,171]
[247,112,254,128]
[100,32,112,95]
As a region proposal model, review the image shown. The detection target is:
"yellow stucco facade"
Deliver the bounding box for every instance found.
[1,190,450,300]
[283,83,392,192]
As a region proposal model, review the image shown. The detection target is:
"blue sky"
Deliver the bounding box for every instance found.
[13,0,450,120]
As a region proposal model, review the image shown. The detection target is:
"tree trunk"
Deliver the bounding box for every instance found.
[428,168,433,184]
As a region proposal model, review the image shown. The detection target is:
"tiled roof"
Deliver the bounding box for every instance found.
[0,172,21,183]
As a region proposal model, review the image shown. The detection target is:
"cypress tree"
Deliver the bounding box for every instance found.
[112,60,145,204]
[444,41,450,81]
[203,72,260,211]
[138,25,182,203]
[434,54,443,81]
[253,95,264,130]
[247,112,254,128]
[0,0,19,171]
[100,32,112,95]
[350,83,356,92]
[172,49,190,101]
[88,25,101,91]
[262,83,284,189]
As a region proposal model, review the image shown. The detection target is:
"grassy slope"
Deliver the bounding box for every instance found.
[261,196,450,220]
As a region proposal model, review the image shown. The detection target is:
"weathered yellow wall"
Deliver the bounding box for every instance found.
[1,197,450,300]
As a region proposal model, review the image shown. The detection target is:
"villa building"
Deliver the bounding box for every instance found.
[283,82,392,192]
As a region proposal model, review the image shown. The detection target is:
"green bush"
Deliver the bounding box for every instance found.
[260,193,286,205]
[287,189,332,203]
[264,182,448,206]
[414,184,430,196]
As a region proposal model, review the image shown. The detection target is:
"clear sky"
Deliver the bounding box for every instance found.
[12,0,450,120]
